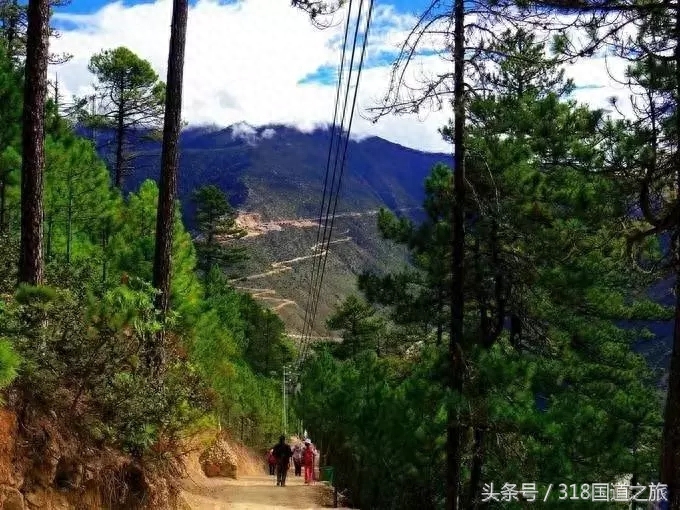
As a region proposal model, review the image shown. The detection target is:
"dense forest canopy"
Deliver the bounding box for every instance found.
[0,0,679,509]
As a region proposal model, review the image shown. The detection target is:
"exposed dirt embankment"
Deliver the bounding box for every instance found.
[233,209,398,239]
[234,212,319,238]
[0,407,186,510]
[0,414,344,510]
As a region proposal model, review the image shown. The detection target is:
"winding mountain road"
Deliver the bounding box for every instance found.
[229,231,352,318]
[230,233,352,284]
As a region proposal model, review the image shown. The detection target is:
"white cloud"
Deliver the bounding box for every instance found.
[230,121,258,145]
[261,128,276,139]
[49,0,634,154]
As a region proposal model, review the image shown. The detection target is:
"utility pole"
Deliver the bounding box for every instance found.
[282,365,288,437]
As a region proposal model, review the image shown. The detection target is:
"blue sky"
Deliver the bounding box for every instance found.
[49,0,460,151]
[55,0,431,15]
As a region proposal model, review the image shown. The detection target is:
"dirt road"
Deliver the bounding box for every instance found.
[230,233,352,283]
[182,473,328,509]
[228,230,352,328]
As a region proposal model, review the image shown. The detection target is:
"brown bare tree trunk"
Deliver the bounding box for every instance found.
[661,8,680,508]
[0,175,7,233]
[114,101,125,190]
[447,0,465,508]
[663,276,680,508]
[150,0,188,367]
[466,427,485,509]
[18,0,49,286]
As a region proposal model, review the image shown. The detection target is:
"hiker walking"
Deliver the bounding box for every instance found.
[267,448,277,476]
[302,438,316,484]
[272,435,293,487]
[292,442,303,476]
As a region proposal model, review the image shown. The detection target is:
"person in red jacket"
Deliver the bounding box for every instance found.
[302,438,316,484]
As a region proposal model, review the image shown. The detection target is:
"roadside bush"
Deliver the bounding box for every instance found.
[0,280,208,457]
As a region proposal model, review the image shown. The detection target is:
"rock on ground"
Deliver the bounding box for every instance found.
[199,439,238,479]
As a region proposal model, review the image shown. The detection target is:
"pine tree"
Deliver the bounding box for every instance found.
[514,1,680,503]
[353,28,665,508]
[368,5,534,505]
[84,47,165,189]
[44,136,115,264]
[0,49,21,234]
[0,0,70,63]
[326,294,385,359]
[191,184,247,274]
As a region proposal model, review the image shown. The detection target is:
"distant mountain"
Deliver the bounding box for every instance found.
[110,123,451,228]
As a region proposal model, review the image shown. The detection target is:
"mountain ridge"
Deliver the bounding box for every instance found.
[106,123,451,226]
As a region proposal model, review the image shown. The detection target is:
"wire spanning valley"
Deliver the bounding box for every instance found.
[294,0,375,373]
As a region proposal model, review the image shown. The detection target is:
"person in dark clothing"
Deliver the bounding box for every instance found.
[292,443,303,476]
[271,435,293,486]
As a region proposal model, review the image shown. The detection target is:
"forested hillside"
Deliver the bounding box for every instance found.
[2,0,680,509]
[97,123,447,335]
[0,5,300,508]
[79,121,448,337]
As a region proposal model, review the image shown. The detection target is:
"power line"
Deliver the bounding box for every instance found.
[296,0,355,371]
[296,0,375,371]
[297,0,365,368]
[297,0,366,368]
[297,0,376,370]
[295,0,360,372]
[295,0,364,372]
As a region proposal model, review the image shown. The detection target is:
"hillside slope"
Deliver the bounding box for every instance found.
[228,212,408,336]
[102,124,444,334]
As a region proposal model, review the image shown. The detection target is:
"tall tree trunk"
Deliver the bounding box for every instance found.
[151,0,188,367]
[661,8,680,509]
[446,0,465,508]
[114,97,125,190]
[0,174,6,233]
[18,0,49,286]
[466,427,485,510]
[66,182,73,263]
